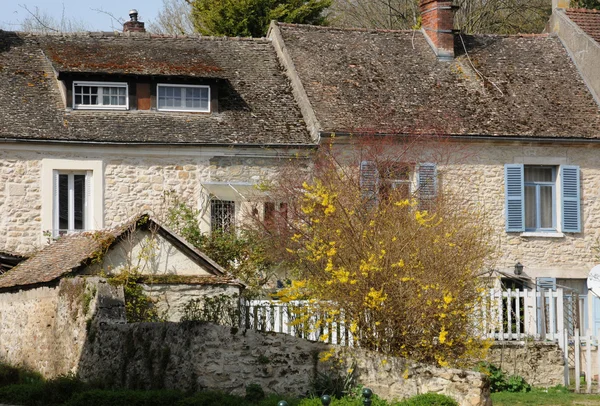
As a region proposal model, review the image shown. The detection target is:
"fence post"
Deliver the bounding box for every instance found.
[575,328,581,393]
[587,329,592,394]
[557,288,564,343]
[564,329,570,386]
[362,388,373,406]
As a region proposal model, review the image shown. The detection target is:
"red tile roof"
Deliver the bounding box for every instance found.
[566,8,600,43]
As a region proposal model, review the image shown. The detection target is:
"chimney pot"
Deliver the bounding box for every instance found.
[419,0,457,61]
[123,9,145,33]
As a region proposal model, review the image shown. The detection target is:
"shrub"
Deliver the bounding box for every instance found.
[0,362,43,387]
[66,389,184,406]
[398,393,458,406]
[0,383,45,405]
[475,362,530,393]
[245,383,266,403]
[175,391,246,406]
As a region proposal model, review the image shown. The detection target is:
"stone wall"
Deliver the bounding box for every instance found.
[0,277,121,378]
[0,277,491,406]
[331,140,600,281]
[0,144,294,254]
[487,341,564,387]
[142,283,241,322]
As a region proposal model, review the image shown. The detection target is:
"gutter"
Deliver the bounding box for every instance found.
[319,131,600,145]
[0,137,318,150]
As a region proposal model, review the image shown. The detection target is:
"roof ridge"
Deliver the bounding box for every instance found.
[14,30,270,42]
[276,22,414,34]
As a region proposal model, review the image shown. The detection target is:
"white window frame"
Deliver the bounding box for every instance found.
[72,81,129,110]
[156,84,211,113]
[41,159,104,241]
[53,171,91,236]
[524,166,557,232]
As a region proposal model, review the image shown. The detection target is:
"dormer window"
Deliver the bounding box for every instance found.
[73,81,128,110]
[157,84,210,112]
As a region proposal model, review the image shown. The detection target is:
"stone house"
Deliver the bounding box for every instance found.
[2,2,600,333]
[265,0,600,333]
[0,11,314,259]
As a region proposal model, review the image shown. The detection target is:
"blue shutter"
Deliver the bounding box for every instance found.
[418,163,437,199]
[536,277,556,291]
[505,164,524,232]
[360,160,379,209]
[561,165,581,233]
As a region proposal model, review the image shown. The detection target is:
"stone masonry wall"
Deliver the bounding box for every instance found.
[487,342,564,387]
[4,140,600,279]
[332,140,600,281]
[0,145,290,254]
[0,277,491,406]
[142,283,242,322]
[0,277,122,378]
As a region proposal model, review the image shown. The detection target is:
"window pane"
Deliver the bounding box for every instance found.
[118,96,126,105]
[74,86,82,94]
[90,87,98,95]
[75,95,81,104]
[158,87,166,97]
[525,185,537,229]
[540,185,553,229]
[73,175,86,230]
[158,98,166,108]
[58,174,69,231]
[82,86,89,93]
[211,200,235,233]
[83,95,90,104]
[103,95,110,105]
[90,95,98,104]
[525,167,553,182]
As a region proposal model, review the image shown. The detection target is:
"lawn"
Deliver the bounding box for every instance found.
[491,388,600,405]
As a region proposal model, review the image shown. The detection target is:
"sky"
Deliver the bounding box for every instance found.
[0,0,165,31]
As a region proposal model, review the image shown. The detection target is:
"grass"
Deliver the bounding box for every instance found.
[491,386,600,405]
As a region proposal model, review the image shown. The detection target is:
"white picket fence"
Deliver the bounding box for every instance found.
[242,289,600,389]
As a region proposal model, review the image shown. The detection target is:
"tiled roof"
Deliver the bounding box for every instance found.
[0,215,232,290]
[566,8,600,43]
[0,31,312,145]
[276,24,600,139]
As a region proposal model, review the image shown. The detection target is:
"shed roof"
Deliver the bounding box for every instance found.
[276,23,600,139]
[566,8,600,43]
[0,215,235,291]
[0,31,312,146]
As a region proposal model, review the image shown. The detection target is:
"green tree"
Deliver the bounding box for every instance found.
[190,0,331,37]
[571,0,600,9]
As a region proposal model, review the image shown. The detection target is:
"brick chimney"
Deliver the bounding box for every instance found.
[123,9,145,33]
[419,0,458,61]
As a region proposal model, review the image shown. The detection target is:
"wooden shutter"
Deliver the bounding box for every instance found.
[360,160,379,209]
[418,163,437,199]
[536,277,556,291]
[561,165,581,233]
[504,164,524,232]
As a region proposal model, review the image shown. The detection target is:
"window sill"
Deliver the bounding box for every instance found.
[520,232,565,238]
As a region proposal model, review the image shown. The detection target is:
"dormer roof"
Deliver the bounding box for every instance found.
[0,31,312,146]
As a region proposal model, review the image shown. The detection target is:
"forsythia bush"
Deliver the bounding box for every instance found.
[261,139,495,367]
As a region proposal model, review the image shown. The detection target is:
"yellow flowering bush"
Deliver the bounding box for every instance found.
[251,137,495,367]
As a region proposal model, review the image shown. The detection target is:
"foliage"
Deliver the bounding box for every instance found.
[180,294,241,325]
[108,268,162,322]
[571,0,600,10]
[245,383,266,402]
[148,0,195,35]
[253,137,495,367]
[330,0,551,35]
[164,191,274,296]
[489,385,597,406]
[66,389,184,406]
[397,393,458,406]
[190,0,332,37]
[475,362,531,393]
[0,362,43,387]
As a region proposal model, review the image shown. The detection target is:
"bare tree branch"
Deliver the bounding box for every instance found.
[19,4,59,32]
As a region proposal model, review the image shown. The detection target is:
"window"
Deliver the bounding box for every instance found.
[73,82,128,109]
[41,159,103,242]
[211,199,235,233]
[157,84,210,112]
[505,164,580,233]
[360,161,436,207]
[54,171,90,236]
